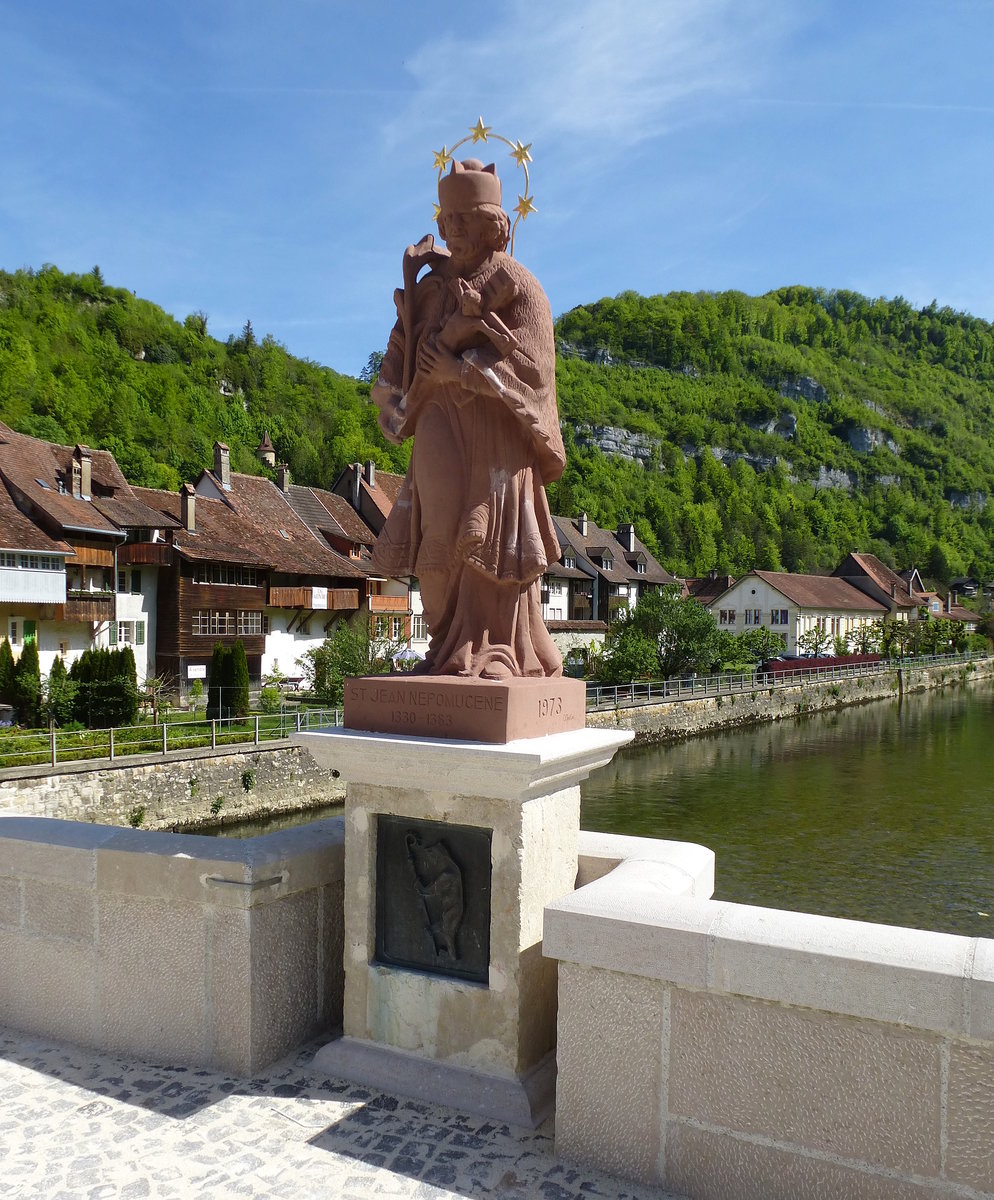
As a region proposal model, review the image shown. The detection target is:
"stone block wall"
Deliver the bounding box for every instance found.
[0,744,344,828]
[0,814,345,1075]
[545,846,994,1198]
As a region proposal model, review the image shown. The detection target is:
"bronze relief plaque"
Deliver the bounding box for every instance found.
[375,814,492,984]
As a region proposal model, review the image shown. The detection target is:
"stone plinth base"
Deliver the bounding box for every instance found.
[293,725,633,1127]
[313,1036,556,1128]
[343,675,585,743]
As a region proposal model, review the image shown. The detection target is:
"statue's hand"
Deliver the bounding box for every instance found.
[417,339,463,386]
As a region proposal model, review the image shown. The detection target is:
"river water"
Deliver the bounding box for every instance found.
[581,684,994,938]
[202,684,994,938]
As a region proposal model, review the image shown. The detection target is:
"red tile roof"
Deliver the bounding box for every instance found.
[135,478,366,579]
[0,422,124,538]
[750,570,888,612]
[0,482,74,554]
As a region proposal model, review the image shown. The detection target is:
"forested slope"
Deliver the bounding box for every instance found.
[551,288,994,581]
[0,265,409,491]
[2,266,993,583]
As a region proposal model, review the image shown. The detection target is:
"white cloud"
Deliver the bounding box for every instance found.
[388,0,805,155]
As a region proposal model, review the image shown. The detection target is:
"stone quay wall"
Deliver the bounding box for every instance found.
[0,815,345,1076]
[0,742,345,829]
[545,835,994,1199]
[586,657,994,743]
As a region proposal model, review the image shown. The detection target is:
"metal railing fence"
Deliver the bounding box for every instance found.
[584,651,983,712]
[0,707,343,772]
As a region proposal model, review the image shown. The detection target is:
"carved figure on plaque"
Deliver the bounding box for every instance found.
[406,831,464,960]
[370,123,565,679]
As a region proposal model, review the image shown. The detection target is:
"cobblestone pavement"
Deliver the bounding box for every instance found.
[0,1027,681,1200]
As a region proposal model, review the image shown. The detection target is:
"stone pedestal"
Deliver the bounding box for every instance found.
[295,726,632,1126]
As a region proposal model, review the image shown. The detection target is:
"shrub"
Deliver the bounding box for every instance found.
[68,647,138,727]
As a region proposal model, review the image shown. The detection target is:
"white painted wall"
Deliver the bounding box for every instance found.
[709,576,882,654]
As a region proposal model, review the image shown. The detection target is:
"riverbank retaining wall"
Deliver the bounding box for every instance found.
[586,656,994,742]
[0,743,345,828]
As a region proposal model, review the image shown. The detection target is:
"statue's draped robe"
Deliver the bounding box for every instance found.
[371,251,566,678]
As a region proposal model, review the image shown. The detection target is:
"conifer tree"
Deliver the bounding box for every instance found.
[12,638,41,727]
[0,638,14,705]
[206,642,229,720]
[230,640,250,718]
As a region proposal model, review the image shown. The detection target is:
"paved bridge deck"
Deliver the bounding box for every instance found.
[0,1025,679,1200]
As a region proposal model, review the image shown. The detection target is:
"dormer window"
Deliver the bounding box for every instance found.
[563,554,575,569]
[636,559,647,574]
[602,556,613,571]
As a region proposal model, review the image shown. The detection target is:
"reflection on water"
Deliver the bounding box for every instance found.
[581,686,994,937]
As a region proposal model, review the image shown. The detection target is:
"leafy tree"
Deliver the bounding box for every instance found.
[850,620,883,654]
[603,585,721,680]
[797,625,833,657]
[737,626,787,665]
[303,617,378,705]
[12,638,41,727]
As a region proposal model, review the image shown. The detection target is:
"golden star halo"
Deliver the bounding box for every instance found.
[514,194,537,220]
[509,140,532,166]
[429,119,537,256]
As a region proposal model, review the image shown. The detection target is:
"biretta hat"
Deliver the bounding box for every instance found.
[438,159,502,211]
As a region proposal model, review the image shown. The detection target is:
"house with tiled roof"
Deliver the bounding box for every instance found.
[123,442,367,691]
[331,461,404,535]
[684,572,737,606]
[832,552,926,621]
[709,569,888,654]
[327,460,427,660]
[0,422,172,682]
[550,513,679,627]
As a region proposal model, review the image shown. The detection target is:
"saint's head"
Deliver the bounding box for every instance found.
[437,159,511,267]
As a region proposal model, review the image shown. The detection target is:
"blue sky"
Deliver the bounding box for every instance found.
[3,1,992,378]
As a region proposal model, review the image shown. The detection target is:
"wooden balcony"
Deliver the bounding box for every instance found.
[269,585,360,611]
[368,594,410,614]
[118,543,172,566]
[59,590,115,622]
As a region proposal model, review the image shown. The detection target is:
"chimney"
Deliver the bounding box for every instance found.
[277,463,291,493]
[180,483,196,532]
[73,445,91,500]
[908,578,913,597]
[364,459,376,489]
[947,592,954,614]
[618,522,636,553]
[578,512,588,537]
[352,462,362,508]
[213,441,231,490]
[891,582,897,599]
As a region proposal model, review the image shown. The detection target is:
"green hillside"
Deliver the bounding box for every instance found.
[0,264,409,490]
[551,288,994,581]
[2,266,993,583]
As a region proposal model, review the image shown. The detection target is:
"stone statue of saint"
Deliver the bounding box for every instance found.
[369,158,565,679]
